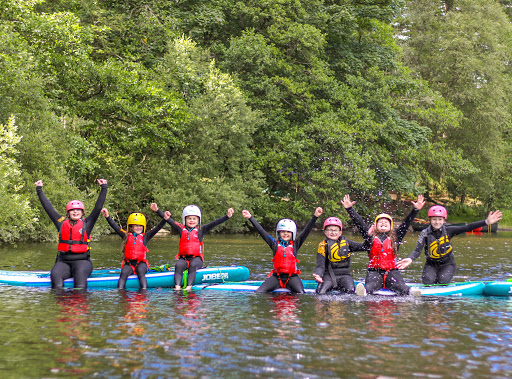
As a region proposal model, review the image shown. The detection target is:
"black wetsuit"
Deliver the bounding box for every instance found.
[37,184,108,290]
[346,206,419,295]
[315,236,369,294]
[157,210,229,287]
[409,220,488,284]
[105,215,167,289]
[247,214,318,294]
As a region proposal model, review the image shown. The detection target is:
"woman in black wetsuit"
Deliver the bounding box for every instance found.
[397,205,502,284]
[35,179,108,291]
[242,207,323,293]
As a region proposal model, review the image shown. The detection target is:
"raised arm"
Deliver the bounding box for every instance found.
[102,208,125,238]
[242,210,275,248]
[35,180,62,229]
[84,179,108,231]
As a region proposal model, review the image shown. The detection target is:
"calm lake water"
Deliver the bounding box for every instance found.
[1,230,512,378]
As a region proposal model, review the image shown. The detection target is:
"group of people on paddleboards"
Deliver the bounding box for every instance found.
[34,179,502,295]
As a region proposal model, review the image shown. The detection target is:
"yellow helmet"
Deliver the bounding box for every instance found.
[127,213,146,232]
[374,213,393,230]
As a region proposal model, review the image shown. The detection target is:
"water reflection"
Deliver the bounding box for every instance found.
[269,293,301,339]
[52,289,92,376]
[120,290,149,337]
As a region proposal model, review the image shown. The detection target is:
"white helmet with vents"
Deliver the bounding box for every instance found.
[182,205,201,225]
[276,218,297,240]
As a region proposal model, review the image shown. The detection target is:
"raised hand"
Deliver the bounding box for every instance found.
[150,203,159,212]
[412,195,425,210]
[34,179,43,187]
[101,208,109,218]
[227,208,234,218]
[486,210,503,225]
[163,211,171,220]
[341,194,356,209]
[242,209,252,219]
[314,207,323,217]
[97,178,107,186]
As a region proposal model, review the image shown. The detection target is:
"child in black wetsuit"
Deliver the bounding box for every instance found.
[313,216,369,294]
[342,194,424,296]
[35,178,108,291]
[397,205,502,284]
[242,207,323,293]
[101,203,170,289]
[154,204,234,290]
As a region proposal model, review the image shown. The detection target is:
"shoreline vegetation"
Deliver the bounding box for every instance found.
[1,1,512,244]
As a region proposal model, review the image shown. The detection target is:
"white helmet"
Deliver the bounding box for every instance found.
[182,205,202,225]
[276,218,297,240]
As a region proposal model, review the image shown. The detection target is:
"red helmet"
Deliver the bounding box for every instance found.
[323,217,342,230]
[428,205,447,219]
[66,200,85,212]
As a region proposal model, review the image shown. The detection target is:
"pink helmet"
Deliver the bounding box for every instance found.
[66,200,85,212]
[323,217,342,230]
[428,205,447,219]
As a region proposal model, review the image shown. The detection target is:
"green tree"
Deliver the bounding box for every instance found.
[400,0,512,208]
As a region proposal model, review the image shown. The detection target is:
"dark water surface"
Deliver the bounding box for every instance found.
[1,231,512,378]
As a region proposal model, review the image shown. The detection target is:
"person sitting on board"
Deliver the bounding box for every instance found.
[35,178,108,291]
[242,207,323,293]
[397,205,502,284]
[343,194,425,297]
[154,204,234,290]
[101,204,170,290]
[313,215,370,294]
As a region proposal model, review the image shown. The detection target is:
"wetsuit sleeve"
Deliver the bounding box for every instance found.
[315,242,326,277]
[155,209,183,235]
[446,220,487,238]
[84,183,108,235]
[345,206,371,242]
[295,215,319,251]
[408,228,429,261]
[36,186,63,230]
[144,219,167,243]
[105,216,126,238]
[395,207,420,244]
[347,238,370,252]
[247,216,275,249]
[199,215,230,238]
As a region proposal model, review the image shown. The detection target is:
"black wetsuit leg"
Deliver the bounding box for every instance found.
[118,264,134,289]
[337,274,355,293]
[365,270,384,294]
[422,263,438,284]
[286,275,305,294]
[316,276,335,294]
[256,275,281,293]
[70,259,93,290]
[50,261,72,289]
[135,262,148,289]
[436,263,456,284]
[184,257,203,287]
[174,257,188,286]
[385,269,411,295]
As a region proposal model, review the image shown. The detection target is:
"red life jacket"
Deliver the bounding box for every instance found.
[271,243,301,276]
[176,225,204,260]
[124,233,149,261]
[368,236,396,270]
[58,219,90,253]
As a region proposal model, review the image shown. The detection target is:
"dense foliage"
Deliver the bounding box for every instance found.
[0,0,510,242]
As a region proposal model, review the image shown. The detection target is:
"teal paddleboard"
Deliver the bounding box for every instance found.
[0,266,250,289]
[483,281,512,296]
[193,280,486,296]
